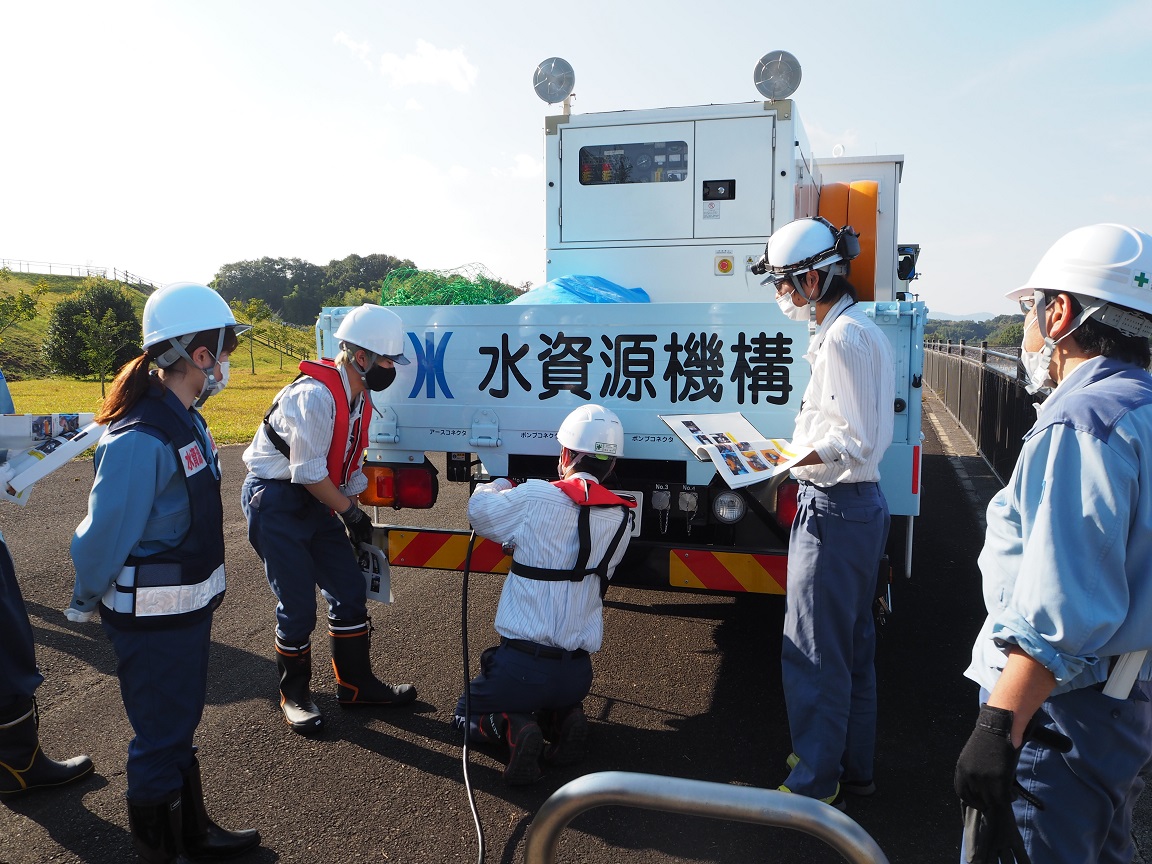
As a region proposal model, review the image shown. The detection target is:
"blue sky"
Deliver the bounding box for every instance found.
[2,1,1149,317]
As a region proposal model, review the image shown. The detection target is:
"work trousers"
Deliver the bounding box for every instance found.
[781,480,888,799]
[961,682,1152,864]
[453,640,593,739]
[241,475,367,645]
[0,536,42,711]
[103,614,212,800]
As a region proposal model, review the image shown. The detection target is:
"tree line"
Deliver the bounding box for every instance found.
[209,253,526,325]
[923,314,1025,348]
[211,253,417,325]
[0,253,525,388]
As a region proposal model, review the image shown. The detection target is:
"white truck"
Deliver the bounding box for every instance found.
[317,55,926,603]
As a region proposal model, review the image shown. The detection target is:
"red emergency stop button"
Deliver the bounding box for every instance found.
[715,256,734,275]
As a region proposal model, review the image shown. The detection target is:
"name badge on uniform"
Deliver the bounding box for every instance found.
[179,441,208,477]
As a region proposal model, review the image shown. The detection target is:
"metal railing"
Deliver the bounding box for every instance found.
[0,258,163,293]
[923,340,1037,484]
[1,257,311,361]
[524,771,889,864]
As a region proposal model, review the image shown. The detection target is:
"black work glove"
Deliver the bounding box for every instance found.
[954,704,1072,864]
[339,502,374,548]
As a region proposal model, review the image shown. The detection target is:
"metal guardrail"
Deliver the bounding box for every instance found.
[923,340,1037,484]
[1,257,311,361]
[523,771,889,864]
[0,258,163,293]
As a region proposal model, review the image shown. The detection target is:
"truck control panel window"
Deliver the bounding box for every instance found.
[578,141,688,185]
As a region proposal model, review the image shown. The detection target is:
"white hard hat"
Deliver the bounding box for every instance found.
[334,304,410,365]
[142,282,247,351]
[1007,224,1152,321]
[761,217,860,283]
[557,404,624,459]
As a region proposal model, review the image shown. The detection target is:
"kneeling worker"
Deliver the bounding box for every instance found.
[454,405,636,784]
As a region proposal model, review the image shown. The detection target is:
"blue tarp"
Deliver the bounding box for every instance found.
[510,274,650,305]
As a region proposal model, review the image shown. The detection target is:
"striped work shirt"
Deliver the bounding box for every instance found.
[467,474,632,653]
[790,295,895,487]
[242,373,368,497]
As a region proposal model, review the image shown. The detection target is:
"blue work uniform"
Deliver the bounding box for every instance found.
[240,366,370,647]
[964,356,1152,864]
[71,383,225,802]
[0,532,42,713]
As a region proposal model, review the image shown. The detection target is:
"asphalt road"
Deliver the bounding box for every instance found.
[0,390,1129,863]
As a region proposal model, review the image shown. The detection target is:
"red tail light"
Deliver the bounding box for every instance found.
[774,478,799,529]
[395,467,436,508]
[361,463,438,509]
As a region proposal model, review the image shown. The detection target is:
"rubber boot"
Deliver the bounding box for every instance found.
[180,754,260,859]
[479,712,544,785]
[329,619,417,706]
[128,792,193,864]
[275,639,323,734]
[0,698,94,797]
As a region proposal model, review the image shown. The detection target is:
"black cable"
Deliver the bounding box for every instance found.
[461,529,485,864]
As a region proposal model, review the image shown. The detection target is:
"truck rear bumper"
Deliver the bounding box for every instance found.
[377,526,788,595]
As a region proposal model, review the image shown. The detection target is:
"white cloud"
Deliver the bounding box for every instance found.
[333,31,373,70]
[489,154,543,180]
[377,39,478,93]
[404,98,424,112]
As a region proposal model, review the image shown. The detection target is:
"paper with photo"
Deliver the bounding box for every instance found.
[0,415,103,506]
[659,412,812,489]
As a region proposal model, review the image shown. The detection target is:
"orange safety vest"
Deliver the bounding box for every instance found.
[297,360,372,488]
[262,360,372,489]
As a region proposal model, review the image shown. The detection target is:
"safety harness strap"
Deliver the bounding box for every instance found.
[511,505,631,598]
[262,374,305,460]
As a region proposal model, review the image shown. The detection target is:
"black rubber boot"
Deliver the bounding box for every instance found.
[180,754,260,859]
[329,619,417,706]
[479,712,544,785]
[0,698,94,797]
[128,792,193,864]
[276,639,323,734]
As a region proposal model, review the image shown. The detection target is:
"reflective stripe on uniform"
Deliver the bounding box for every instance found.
[101,564,225,617]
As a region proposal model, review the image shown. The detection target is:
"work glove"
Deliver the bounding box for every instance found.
[339,502,374,547]
[954,703,1072,864]
[63,604,95,623]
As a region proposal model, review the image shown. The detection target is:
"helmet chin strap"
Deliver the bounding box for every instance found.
[340,341,378,382]
[789,269,835,305]
[164,329,226,407]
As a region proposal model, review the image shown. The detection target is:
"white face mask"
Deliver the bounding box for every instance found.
[1019,317,1054,395]
[195,357,228,406]
[775,287,812,323]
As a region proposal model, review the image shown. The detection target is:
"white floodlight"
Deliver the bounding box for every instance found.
[753,51,802,100]
[533,57,575,105]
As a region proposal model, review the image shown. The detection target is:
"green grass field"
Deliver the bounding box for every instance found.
[8,346,303,445]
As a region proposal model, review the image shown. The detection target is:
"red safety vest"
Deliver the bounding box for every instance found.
[509,478,635,596]
[298,360,372,488]
[551,477,637,509]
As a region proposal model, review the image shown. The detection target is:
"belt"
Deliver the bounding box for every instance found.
[799,479,879,489]
[501,637,588,661]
